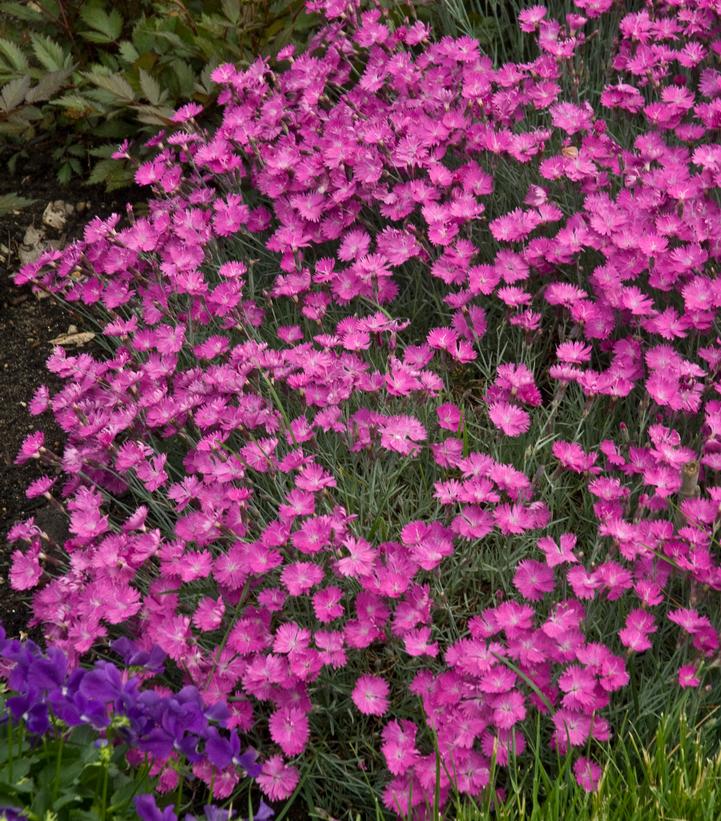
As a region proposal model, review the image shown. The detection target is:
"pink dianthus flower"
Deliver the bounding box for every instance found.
[352,674,390,716]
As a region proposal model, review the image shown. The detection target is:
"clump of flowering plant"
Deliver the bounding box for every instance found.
[0,626,265,818]
[9,0,721,814]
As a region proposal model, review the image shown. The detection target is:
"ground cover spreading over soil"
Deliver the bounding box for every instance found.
[0,157,135,635]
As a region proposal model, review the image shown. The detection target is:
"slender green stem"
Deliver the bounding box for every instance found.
[53,734,65,803]
[100,756,109,821]
[7,716,14,784]
[176,772,185,815]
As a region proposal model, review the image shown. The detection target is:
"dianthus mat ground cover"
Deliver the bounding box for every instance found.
[6,0,721,817]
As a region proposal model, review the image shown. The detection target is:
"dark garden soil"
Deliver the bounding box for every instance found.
[0,154,137,637]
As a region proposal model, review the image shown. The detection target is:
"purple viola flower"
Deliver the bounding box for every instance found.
[170,685,228,727]
[24,702,51,735]
[64,667,86,694]
[111,637,166,673]
[109,637,134,663]
[51,688,110,729]
[162,696,208,738]
[252,801,274,821]
[183,800,273,821]
[2,639,39,691]
[203,700,230,727]
[198,808,232,821]
[125,695,158,737]
[27,647,67,692]
[144,646,168,674]
[175,731,204,764]
[0,628,262,801]
[5,692,34,723]
[3,691,51,736]
[135,688,164,716]
[134,795,178,821]
[113,675,142,717]
[137,697,206,762]
[136,726,175,761]
[175,686,205,710]
[0,807,26,821]
[237,747,262,779]
[205,729,261,777]
[79,661,124,703]
[205,726,235,770]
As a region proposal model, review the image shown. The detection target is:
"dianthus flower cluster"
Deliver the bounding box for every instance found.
[9,0,721,813]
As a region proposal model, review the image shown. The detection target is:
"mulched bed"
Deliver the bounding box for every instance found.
[0,155,137,636]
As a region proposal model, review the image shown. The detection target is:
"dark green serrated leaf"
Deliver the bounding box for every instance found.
[96,51,120,71]
[92,119,134,138]
[79,30,114,44]
[221,0,241,23]
[0,75,30,111]
[51,92,94,111]
[130,25,155,55]
[198,11,229,34]
[138,68,162,105]
[147,29,192,55]
[18,104,42,120]
[0,1,43,21]
[118,40,139,64]
[0,118,33,136]
[133,102,174,126]
[88,143,114,158]
[79,3,123,41]
[86,158,116,184]
[291,10,321,31]
[0,37,29,73]
[87,160,114,185]
[30,34,70,72]
[85,70,135,102]
[87,158,133,191]
[25,67,72,103]
[171,59,195,97]
[57,161,72,184]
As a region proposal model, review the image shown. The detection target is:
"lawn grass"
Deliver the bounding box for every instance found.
[455,710,721,820]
